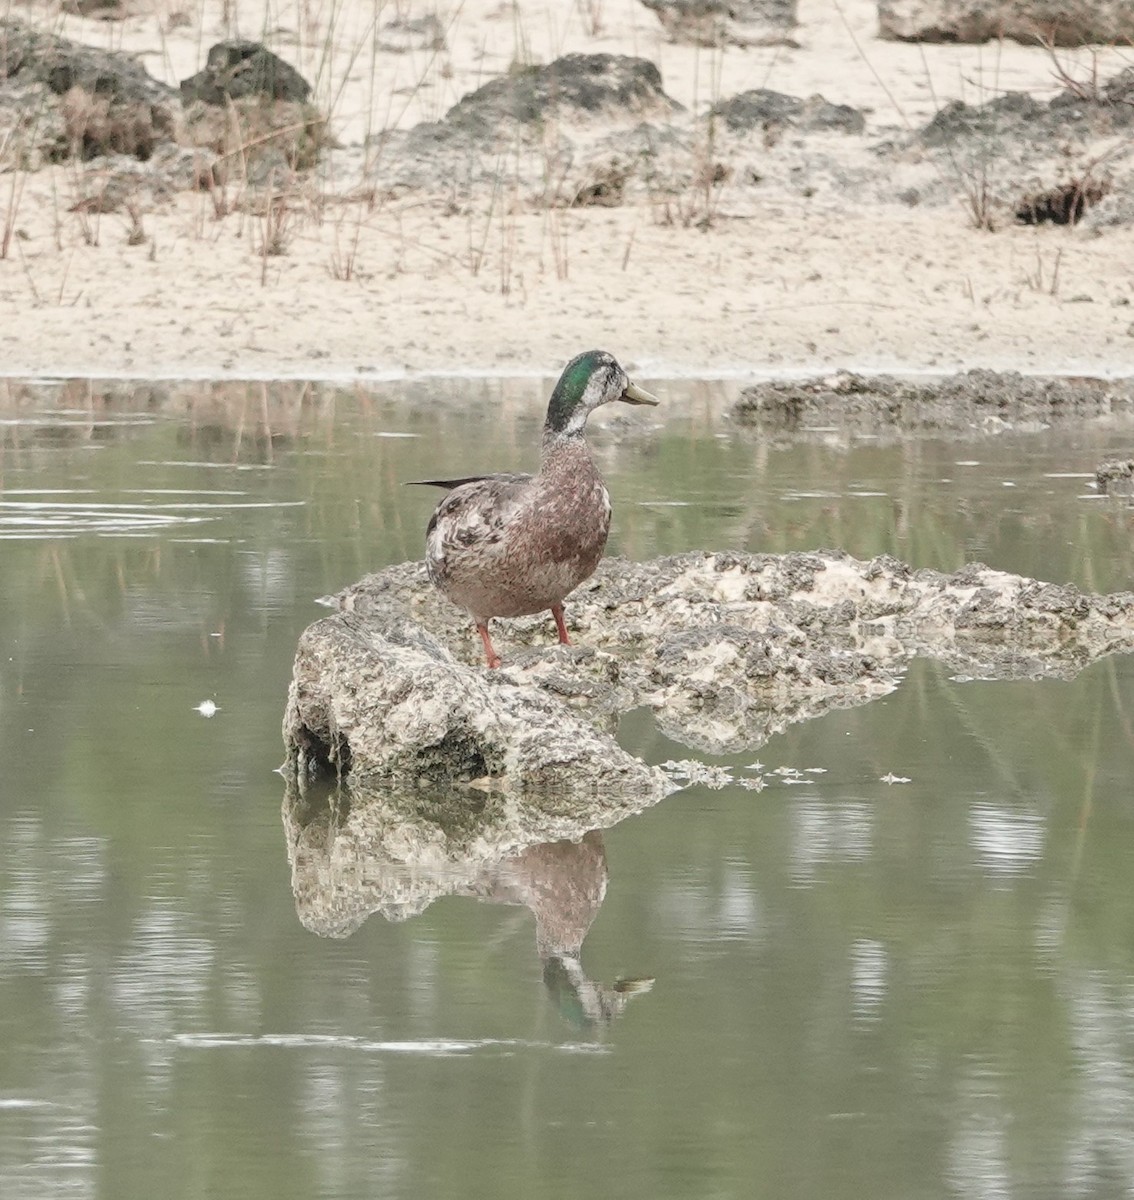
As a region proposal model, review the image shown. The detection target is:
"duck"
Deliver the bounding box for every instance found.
[408,350,658,668]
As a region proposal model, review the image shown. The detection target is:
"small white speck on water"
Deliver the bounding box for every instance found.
[195,700,219,718]
[880,773,911,785]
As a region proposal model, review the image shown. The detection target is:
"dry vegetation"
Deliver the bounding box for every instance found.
[1,0,1134,375]
[0,0,764,287]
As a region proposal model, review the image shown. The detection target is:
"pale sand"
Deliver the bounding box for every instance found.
[2,0,1133,380]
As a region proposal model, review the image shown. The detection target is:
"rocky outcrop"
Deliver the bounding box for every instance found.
[385,53,685,203]
[374,42,1134,223]
[0,17,179,164]
[711,89,865,135]
[887,64,1134,226]
[639,0,798,46]
[4,9,1134,225]
[283,551,1134,784]
[178,42,325,184]
[285,605,664,790]
[0,21,323,200]
[387,60,873,208]
[408,53,680,150]
[878,0,1134,46]
[1096,458,1134,496]
[376,14,447,54]
[179,41,312,105]
[470,54,678,126]
[918,68,1134,149]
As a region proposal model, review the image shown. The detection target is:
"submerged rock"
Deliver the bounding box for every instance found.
[283,551,1134,783]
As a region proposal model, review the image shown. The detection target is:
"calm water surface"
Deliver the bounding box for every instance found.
[1,377,1133,1199]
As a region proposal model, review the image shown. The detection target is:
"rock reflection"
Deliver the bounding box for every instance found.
[282,776,655,1029]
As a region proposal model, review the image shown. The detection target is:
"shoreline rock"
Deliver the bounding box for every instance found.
[733,370,1134,434]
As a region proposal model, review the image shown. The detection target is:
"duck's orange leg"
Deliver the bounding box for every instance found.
[551,603,571,646]
[476,622,502,669]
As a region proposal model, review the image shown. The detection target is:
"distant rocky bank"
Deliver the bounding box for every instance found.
[3,6,1133,229]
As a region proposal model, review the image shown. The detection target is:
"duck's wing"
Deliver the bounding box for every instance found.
[421,473,535,565]
[406,473,531,490]
[407,476,489,490]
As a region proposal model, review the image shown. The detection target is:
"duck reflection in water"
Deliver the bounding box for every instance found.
[283,779,654,1031]
[474,834,654,1030]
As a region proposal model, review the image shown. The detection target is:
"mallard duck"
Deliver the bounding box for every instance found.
[409,350,658,668]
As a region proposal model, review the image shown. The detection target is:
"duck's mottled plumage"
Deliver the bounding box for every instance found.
[410,350,657,667]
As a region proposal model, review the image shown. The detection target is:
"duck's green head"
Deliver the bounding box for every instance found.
[544,350,658,436]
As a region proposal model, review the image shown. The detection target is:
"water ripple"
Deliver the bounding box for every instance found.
[164,1034,608,1056]
[0,495,304,538]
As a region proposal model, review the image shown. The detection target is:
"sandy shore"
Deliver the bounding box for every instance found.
[2,0,1133,381]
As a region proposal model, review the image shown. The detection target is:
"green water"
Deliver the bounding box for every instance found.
[1,377,1134,1199]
